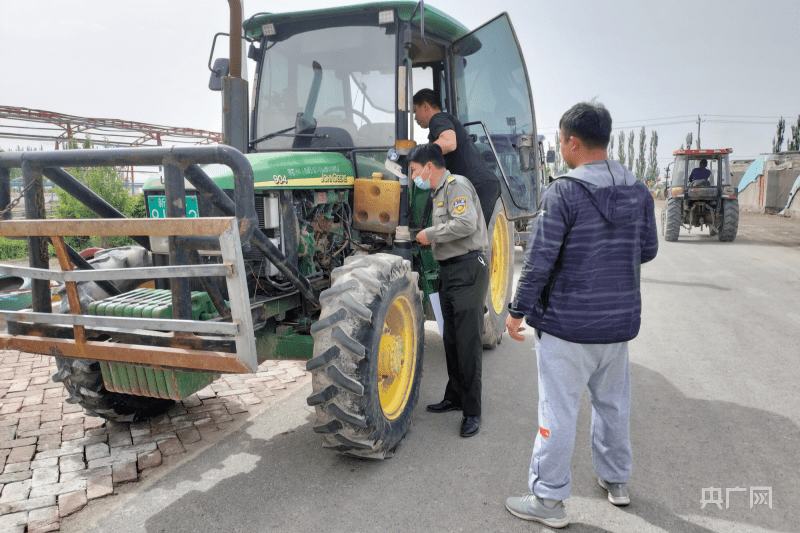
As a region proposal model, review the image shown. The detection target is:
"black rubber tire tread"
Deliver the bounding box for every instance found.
[309,308,349,335]
[308,253,424,459]
[333,434,375,450]
[327,365,365,395]
[482,198,515,349]
[52,247,174,422]
[307,385,339,406]
[664,198,681,242]
[319,279,360,301]
[718,199,739,242]
[313,420,343,433]
[306,346,340,372]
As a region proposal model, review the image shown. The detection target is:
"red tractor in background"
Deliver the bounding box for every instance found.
[662,149,739,242]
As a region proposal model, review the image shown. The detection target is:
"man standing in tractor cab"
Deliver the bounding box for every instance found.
[689,158,711,184]
[413,88,500,227]
[503,102,658,528]
[409,143,489,438]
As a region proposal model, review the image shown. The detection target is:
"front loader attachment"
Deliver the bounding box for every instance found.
[0,146,284,391]
[0,217,257,375]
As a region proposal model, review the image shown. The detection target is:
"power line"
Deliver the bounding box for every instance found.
[613,114,698,124]
[703,114,788,119]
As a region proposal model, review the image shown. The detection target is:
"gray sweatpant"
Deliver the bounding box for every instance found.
[528,332,632,501]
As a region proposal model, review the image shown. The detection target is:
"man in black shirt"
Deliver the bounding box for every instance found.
[413,89,500,226]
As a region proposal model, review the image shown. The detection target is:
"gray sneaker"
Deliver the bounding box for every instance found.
[505,493,569,529]
[598,477,630,505]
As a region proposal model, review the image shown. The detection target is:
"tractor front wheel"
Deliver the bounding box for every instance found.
[482,198,515,349]
[307,253,424,459]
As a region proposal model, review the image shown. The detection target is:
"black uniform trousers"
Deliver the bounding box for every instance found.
[473,180,500,228]
[439,253,490,418]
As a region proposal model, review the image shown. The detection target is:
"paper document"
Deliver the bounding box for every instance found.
[429,292,444,337]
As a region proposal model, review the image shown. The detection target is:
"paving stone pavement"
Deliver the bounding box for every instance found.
[0,350,311,533]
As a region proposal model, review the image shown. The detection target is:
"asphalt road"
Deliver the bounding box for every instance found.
[64,206,799,533]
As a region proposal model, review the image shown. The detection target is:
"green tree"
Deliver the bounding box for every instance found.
[608,134,614,160]
[773,116,785,153]
[636,127,646,181]
[554,134,569,175]
[554,133,562,176]
[788,115,800,152]
[685,132,693,151]
[55,138,137,249]
[647,130,659,182]
[618,131,626,166]
[128,193,147,219]
[627,131,635,171]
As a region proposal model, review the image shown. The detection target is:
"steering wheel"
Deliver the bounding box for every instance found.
[321,107,371,125]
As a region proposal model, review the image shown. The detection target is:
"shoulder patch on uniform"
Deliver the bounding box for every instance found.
[446,175,456,183]
[452,196,468,214]
[437,201,444,207]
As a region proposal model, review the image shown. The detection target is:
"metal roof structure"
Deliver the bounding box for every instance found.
[0,106,221,149]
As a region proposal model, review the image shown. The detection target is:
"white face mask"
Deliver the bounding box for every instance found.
[412,164,432,190]
[413,174,431,190]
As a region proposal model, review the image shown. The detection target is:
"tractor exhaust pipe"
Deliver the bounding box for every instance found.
[222,0,248,153]
[227,0,242,80]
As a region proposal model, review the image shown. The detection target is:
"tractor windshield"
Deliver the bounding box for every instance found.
[253,24,396,151]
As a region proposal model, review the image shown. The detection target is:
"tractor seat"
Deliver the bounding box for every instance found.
[690,179,711,187]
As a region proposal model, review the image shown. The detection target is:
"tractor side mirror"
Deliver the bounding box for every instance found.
[208,58,229,91]
[546,150,556,163]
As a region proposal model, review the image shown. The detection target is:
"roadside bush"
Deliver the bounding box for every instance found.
[0,237,30,260]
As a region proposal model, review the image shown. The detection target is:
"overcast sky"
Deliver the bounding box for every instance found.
[2,0,798,172]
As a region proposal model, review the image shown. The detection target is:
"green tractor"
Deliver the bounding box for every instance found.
[0,2,542,459]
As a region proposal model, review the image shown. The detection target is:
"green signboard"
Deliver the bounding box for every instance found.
[147,195,198,219]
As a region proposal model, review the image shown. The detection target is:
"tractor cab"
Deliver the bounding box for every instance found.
[241,2,541,222]
[669,149,732,190]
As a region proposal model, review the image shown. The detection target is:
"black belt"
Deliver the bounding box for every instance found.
[438,250,483,266]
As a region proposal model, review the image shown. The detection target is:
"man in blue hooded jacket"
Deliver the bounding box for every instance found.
[504,102,658,528]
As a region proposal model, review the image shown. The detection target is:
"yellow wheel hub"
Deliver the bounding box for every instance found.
[490,211,511,314]
[378,295,417,420]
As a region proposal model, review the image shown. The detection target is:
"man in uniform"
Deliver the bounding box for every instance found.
[409,143,489,438]
[504,102,657,528]
[413,88,500,227]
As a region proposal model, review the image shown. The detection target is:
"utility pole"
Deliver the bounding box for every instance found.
[696,115,701,149]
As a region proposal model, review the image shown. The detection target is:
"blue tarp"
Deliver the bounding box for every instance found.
[738,157,765,192]
[778,174,800,215]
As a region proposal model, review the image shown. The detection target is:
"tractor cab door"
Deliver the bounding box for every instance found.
[453,13,539,219]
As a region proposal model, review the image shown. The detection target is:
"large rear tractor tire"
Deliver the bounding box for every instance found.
[307,253,424,459]
[718,199,739,242]
[482,198,515,349]
[52,247,174,422]
[664,198,681,242]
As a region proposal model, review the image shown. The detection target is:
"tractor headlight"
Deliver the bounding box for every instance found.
[671,187,684,196]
